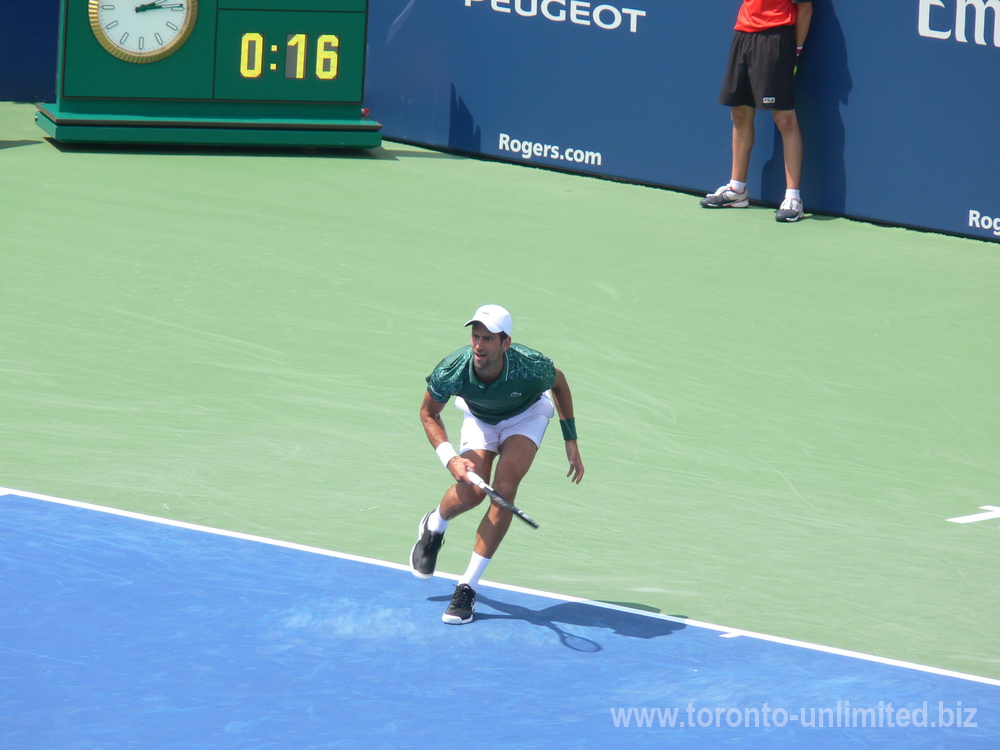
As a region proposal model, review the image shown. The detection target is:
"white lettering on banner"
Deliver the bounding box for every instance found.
[918,0,1000,47]
[466,0,647,33]
[968,210,1000,236]
[498,132,603,166]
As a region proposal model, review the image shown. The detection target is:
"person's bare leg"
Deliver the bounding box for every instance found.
[772,108,802,189]
[436,449,493,519]
[472,435,537,558]
[731,105,756,184]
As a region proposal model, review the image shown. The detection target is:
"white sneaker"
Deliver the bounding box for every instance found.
[775,197,804,222]
[700,184,749,208]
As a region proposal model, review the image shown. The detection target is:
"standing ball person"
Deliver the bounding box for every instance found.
[700,0,813,222]
[410,305,585,624]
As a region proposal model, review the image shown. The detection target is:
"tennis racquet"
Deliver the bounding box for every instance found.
[466,471,539,529]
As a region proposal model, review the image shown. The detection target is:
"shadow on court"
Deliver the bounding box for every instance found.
[0,138,42,150]
[429,592,686,652]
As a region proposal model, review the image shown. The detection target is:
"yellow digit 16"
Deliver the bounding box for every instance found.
[316,35,339,80]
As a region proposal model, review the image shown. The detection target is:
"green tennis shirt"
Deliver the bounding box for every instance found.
[426,344,556,425]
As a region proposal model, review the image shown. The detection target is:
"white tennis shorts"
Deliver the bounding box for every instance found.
[457,392,555,454]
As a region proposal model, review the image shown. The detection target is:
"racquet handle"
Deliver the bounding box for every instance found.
[466,470,487,488]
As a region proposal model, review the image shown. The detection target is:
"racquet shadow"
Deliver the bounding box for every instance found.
[429,592,686,653]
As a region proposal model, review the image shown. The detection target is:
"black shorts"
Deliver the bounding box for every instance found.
[718,26,797,110]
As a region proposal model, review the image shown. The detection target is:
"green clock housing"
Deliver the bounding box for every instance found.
[36,0,381,148]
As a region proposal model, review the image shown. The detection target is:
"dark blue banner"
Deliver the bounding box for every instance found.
[364,0,1000,242]
[0,0,60,103]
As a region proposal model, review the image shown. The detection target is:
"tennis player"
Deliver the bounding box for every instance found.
[410,304,584,624]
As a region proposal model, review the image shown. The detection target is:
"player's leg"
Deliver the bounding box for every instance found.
[472,435,538,558]
[442,435,538,625]
[410,404,497,580]
[409,448,491,579]
[443,397,552,624]
[439,448,494,521]
[471,395,552,558]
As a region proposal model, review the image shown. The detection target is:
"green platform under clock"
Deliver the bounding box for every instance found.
[36,0,382,148]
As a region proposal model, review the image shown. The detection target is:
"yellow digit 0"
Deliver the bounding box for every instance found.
[240,33,264,78]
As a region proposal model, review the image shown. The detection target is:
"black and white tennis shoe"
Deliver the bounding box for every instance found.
[700,184,750,208]
[409,511,444,579]
[775,196,804,222]
[442,584,476,625]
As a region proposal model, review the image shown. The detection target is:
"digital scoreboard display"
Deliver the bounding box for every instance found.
[215,8,367,102]
[37,0,380,147]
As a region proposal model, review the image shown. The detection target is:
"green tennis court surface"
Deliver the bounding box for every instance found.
[2,99,998,688]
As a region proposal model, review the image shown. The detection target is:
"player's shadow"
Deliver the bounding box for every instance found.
[429,593,685,652]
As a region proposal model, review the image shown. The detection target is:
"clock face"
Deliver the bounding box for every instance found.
[88,0,198,64]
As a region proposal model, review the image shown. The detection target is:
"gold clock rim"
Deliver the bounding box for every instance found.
[88,0,199,64]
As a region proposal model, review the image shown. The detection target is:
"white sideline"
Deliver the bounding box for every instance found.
[3,485,999,689]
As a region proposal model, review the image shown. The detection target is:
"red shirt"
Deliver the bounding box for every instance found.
[735,0,799,32]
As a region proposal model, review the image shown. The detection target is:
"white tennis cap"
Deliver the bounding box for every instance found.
[465,304,512,336]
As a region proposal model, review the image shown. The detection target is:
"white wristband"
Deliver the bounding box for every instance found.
[435,442,459,468]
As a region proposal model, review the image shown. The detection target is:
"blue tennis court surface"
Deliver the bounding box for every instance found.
[1,490,997,749]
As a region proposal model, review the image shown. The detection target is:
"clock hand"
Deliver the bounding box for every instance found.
[135,1,184,11]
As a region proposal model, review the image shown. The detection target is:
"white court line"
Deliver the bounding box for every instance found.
[4,485,1000,689]
[947,506,1000,524]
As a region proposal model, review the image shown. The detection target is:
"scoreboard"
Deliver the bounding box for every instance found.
[36,0,381,148]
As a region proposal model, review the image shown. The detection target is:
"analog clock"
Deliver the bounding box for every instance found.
[88,0,198,64]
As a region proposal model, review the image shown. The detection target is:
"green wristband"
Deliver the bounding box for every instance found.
[559,418,577,441]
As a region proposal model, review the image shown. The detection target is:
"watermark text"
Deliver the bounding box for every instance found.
[610,701,978,730]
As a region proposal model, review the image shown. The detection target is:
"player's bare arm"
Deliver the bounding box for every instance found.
[550,368,585,484]
[419,391,475,483]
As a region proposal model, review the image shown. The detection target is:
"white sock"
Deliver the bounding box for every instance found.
[730,180,747,193]
[427,508,448,534]
[785,188,801,201]
[458,552,491,589]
